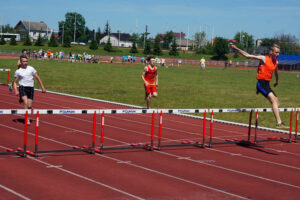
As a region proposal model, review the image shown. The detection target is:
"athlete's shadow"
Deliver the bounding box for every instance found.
[236,140,278,155]
[13,118,32,124]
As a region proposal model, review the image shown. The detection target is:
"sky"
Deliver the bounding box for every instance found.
[1,0,300,41]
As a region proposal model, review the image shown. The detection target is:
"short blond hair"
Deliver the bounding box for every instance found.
[271,44,280,51]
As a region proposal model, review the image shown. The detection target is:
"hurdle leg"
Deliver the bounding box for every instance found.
[157,111,162,151]
[23,111,28,157]
[91,111,96,154]
[202,110,206,148]
[247,110,253,142]
[288,110,293,143]
[254,109,259,144]
[99,111,104,154]
[209,110,214,148]
[295,109,299,142]
[151,111,155,148]
[34,111,40,157]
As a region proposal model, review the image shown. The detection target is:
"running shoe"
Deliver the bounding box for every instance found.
[276,122,289,129]
[8,84,13,92]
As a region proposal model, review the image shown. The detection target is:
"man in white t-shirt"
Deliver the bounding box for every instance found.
[13,56,46,125]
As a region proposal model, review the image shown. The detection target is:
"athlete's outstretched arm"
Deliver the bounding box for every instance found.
[231,44,265,62]
[34,73,46,93]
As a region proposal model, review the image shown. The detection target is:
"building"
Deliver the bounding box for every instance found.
[100,33,132,47]
[14,20,54,41]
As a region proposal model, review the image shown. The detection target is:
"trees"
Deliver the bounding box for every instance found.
[130,41,138,53]
[58,12,86,43]
[9,35,17,45]
[23,33,32,46]
[35,33,44,46]
[233,31,254,51]
[143,39,152,55]
[212,37,229,60]
[153,34,162,55]
[162,31,174,49]
[169,38,179,56]
[194,31,206,49]
[104,21,111,36]
[89,37,98,50]
[48,32,58,47]
[104,37,113,52]
[96,27,102,44]
[0,34,6,45]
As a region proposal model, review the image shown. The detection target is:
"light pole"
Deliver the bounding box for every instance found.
[73,13,76,43]
[62,23,64,45]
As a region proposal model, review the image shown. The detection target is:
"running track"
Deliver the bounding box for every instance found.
[0,84,299,200]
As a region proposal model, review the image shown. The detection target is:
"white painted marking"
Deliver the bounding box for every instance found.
[0,184,31,200]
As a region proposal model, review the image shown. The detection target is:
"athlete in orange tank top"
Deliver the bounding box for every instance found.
[142,56,158,109]
[230,43,288,129]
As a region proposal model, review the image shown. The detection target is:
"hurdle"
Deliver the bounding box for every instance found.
[0,69,10,85]
[252,108,296,144]
[153,109,208,150]
[0,109,31,157]
[32,109,99,157]
[1,107,298,157]
[97,109,156,154]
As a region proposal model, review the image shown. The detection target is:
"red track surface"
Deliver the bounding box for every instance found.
[0,84,299,200]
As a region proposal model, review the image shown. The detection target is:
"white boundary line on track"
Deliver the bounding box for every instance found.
[1,88,300,193]
[1,99,300,168]
[1,116,300,189]
[33,88,298,135]
[0,183,31,200]
[0,124,249,200]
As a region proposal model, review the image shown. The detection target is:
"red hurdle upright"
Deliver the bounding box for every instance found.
[295,109,299,142]
[99,111,105,154]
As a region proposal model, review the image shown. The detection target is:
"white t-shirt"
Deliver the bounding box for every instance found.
[14,65,37,87]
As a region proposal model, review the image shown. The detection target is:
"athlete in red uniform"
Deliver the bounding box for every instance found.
[141,56,158,109]
[231,44,288,128]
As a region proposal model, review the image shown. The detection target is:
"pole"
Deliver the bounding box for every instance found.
[92,111,96,153]
[100,111,104,154]
[34,111,39,157]
[158,110,162,150]
[289,110,293,143]
[202,110,206,148]
[254,109,259,144]
[247,110,253,141]
[73,14,76,43]
[209,110,214,148]
[151,110,155,147]
[295,109,299,142]
[23,111,28,157]
[62,23,64,45]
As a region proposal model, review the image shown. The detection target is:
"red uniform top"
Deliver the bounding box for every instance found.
[145,65,157,85]
[256,56,277,81]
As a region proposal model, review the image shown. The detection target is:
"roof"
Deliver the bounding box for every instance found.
[15,20,49,32]
[108,33,131,41]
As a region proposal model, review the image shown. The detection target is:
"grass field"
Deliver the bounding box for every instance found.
[1,58,299,129]
[0,43,246,61]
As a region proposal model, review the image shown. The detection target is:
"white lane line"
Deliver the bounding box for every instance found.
[0,145,144,200]
[28,156,144,200]
[158,151,300,189]
[207,148,300,170]
[0,184,31,200]
[0,124,248,199]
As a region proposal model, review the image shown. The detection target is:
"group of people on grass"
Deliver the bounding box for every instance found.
[11,44,289,128]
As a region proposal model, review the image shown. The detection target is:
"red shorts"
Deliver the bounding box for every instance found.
[144,84,157,95]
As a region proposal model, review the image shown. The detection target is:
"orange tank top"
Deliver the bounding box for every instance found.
[145,65,157,85]
[256,56,277,81]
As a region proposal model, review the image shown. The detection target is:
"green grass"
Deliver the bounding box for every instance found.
[1,58,299,129]
[0,43,247,60]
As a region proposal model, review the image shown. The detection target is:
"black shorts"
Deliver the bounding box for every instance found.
[19,86,34,102]
[256,79,276,98]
